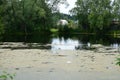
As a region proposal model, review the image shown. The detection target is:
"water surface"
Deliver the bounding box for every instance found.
[0,34,120,50]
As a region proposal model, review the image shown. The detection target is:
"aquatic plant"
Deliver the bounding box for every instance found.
[0,71,15,80]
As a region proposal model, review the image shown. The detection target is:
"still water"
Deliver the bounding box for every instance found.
[0,34,120,50]
[51,37,91,50]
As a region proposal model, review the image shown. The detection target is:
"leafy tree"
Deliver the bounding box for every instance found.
[88,0,113,32]
[0,0,5,35]
[72,0,90,30]
[113,0,120,23]
[0,0,68,34]
[0,17,4,35]
[71,0,115,33]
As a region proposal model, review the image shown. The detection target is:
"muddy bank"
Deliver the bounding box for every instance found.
[0,47,120,80]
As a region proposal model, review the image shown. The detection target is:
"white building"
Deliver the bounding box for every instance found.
[57,19,68,26]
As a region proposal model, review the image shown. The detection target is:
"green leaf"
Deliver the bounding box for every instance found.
[116,58,120,66]
[0,75,7,79]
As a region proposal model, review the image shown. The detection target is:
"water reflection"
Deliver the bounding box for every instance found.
[111,43,120,48]
[51,37,79,50]
[51,37,93,50]
[0,34,120,50]
[51,35,120,50]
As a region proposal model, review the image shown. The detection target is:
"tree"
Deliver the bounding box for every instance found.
[72,0,90,30]
[0,0,68,34]
[0,0,53,34]
[71,0,114,33]
[113,0,120,23]
[88,0,113,32]
[0,0,6,35]
[47,0,68,12]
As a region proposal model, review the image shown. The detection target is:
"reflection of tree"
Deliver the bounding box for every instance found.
[66,34,120,46]
[0,35,3,42]
[1,34,120,47]
[2,33,52,44]
[27,33,52,44]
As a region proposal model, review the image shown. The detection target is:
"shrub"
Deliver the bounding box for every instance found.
[0,71,15,80]
[116,57,120,66]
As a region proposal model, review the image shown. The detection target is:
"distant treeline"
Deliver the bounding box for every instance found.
[0,0,120,35]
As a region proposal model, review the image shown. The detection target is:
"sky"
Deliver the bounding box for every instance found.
[59,0,77,14]
[59,0,114,14]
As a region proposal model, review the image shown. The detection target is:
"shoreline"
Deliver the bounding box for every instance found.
[0,45,120,80]
[0,49,120,71]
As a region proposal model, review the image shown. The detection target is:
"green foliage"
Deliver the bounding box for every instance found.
[0,18,4,35]
[116,57,120,66]
[113,0,120,21]
[71,0,119,33]
[0,0,68,34]
[0,3,4,35]
[0,71,15,80]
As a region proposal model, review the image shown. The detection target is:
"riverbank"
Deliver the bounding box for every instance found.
[0,46,120,80]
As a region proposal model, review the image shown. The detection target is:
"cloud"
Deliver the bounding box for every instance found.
[59,0,77,14]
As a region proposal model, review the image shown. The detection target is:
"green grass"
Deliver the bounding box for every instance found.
[50,28,58,33]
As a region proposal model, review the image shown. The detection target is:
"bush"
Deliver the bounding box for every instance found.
[116,57,120,66]
[0,71,15,80]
